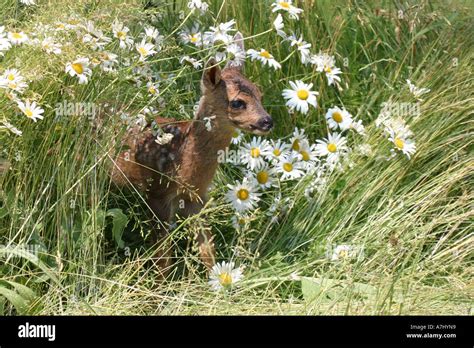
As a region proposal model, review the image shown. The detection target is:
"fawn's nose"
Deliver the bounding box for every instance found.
[257,116,273,132]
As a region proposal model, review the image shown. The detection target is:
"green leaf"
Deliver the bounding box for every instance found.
[301,277,340,303]
[301,277,378,304]
[0,246,60,286]
[7,281,36,302]
[107,208,128,249]
[0,285,29,314]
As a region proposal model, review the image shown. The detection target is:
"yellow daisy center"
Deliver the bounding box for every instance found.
[138,47,148,56]
[11,32,22,39]
[236,189,249,201]
[219,272,232,286]
[297,89,309,100]
[7,74,15,81]
[91,58,100,65]
[394,137,405,149]
[273,148,281,156]
[149,86,157,94]
[256,171,269,184]
[250,147,260,158]
[300,151,310,161]
[325,66,332,73]
[327,143,337,153]
[279,1,290,9]
[339,250,348,258]
[117,31,126,39]
[259,50,271,59]
[332,111,343,123]
[190,35,199,43]
[71,63,84,75]
[283,163,293,172]
[24,108,33,117]
[292,139,300,151]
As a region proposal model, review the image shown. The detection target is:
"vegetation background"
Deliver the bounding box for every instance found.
[0,0,472,314]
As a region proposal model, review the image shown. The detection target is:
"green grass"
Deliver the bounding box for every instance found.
[0,0,473,315]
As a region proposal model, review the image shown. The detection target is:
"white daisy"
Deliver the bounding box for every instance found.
[282,80,318,114]
[325,65,342,86]
[17,100,44,122]
[276,152,305,181]
[98,51,118,72]
[80,21,111,50]
[208,261,243,291]
[65,57,92,84]
[239,137,271,170]
[382,117,413,138]
[179,55,203,69]
[325,106,353,131]
[144,26,162,43]
[1,120,22,136]
[297,140,319,171]
[231,214,251,231]
[349,118,365,135]
[40,37,62,55]
[188,0,209,14]
[311,53,342,86]
[146,81,160,96]
[20,0,36,5]
[289,127,308,152]
[304,168,327,199]
[226,43,246,68]
[0,26,12,55]
[180,24,203,46]
[249,162,278,189]
[247,48,281,70]
[386,126,416,159]
[315,132,348,163]
[271,0,303,20]
[331,245,353,261]
[226,177,260,213]
[288,34,311,64]
[81,32,111,51]
[204,20,235,46]
[136,39,157,61]
[0,69,28,93]
[231,128,244,145]
[8,31,28,45]
[273,14,286,38]
[266,139,291,161]
[112,20,134,49]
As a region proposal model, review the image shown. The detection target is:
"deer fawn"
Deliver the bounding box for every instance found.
[111,33,273,274]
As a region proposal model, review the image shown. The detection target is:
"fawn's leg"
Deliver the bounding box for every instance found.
[179,198,216,270]
[148,197,175,276]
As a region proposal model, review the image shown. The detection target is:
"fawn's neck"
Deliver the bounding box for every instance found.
[178,97,234,197]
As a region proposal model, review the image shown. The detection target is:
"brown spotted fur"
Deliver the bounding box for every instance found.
[110,33,273,273]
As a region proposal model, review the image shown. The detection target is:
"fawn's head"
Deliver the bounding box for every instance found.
[200,33,273,135]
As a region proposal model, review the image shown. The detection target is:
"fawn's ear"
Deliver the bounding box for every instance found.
[225,31,245,71]
[202,58,222,90]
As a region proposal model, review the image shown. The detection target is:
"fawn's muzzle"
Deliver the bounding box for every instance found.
[257,116,273,132]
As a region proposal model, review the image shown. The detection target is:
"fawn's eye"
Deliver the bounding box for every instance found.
[230,100,246,109]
